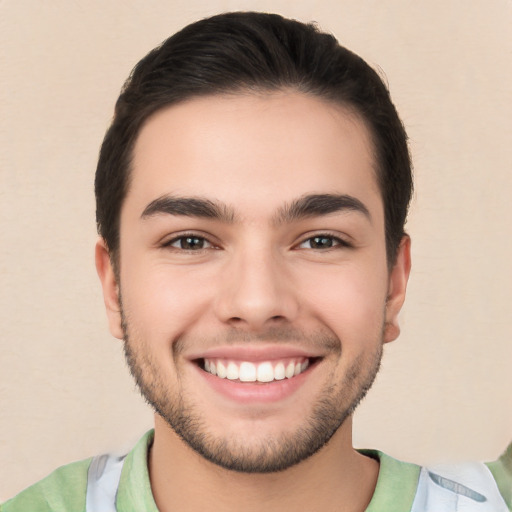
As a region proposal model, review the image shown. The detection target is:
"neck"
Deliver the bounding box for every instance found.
[149,415,379,512]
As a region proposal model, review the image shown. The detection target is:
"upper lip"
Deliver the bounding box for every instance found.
[187,344,324,362]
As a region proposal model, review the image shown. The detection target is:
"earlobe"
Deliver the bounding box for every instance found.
[95,238,124,340]
[383,235,411,344]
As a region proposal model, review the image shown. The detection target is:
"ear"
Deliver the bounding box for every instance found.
[95,238,124,340]
[383,235,411,343]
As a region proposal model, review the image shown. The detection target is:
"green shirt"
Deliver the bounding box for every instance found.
[2,431,510,512]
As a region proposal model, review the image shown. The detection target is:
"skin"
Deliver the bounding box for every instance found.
[96,91,411,512]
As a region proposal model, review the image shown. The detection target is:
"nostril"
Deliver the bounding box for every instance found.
[270,315,286,321]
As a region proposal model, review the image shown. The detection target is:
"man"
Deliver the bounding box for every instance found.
[2,11,510,512]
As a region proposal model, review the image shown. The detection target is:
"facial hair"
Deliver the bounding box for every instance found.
[122,311,383,474]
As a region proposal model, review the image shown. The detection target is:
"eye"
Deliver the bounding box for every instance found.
[298,234,349,250]
[165,235,213,251]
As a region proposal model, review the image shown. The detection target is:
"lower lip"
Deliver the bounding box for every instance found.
[195,362,317,404]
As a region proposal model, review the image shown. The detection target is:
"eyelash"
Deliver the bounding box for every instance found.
[161,232,351,252]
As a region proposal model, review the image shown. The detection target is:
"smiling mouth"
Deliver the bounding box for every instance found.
[197,357,320,383]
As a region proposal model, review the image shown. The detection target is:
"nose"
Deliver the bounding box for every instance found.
[214,245,299,330]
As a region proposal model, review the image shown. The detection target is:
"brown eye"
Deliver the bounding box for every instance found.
[168,236,210,250]
[298,235,350,250]
[309,236,334,249]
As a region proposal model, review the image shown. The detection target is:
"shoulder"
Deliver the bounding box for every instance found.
[362,446,512,512]
[0,457,91,512]
[413,460,510,512]
[485,442,512,511]
[410,443,512,512]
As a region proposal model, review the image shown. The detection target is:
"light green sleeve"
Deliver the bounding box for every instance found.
[0,458,91,512]
[486,442,512,511]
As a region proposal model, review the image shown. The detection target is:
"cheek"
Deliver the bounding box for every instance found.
[298,263,388,336]
[120,261,216,338]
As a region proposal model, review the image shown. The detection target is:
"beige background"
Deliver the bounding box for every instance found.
[1,0,511,500]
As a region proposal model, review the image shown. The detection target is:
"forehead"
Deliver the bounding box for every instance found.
[125,91,382,220]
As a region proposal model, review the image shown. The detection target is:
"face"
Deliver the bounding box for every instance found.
[96,91,410,473]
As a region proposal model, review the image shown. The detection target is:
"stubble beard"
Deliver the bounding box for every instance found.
[121,312,383,474]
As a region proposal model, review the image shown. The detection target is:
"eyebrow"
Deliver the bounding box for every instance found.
[141,195,237,223]
[140,193,370,224]
[273,193,371,225]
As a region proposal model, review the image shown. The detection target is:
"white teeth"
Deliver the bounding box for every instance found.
[257,362,274,383]
[203,358,311,382]
[239,362,257,382]
[226,362,239,380]
[216,361,227,379]
[274,362,285,380]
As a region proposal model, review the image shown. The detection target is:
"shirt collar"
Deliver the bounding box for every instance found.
[115,430,421,511]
